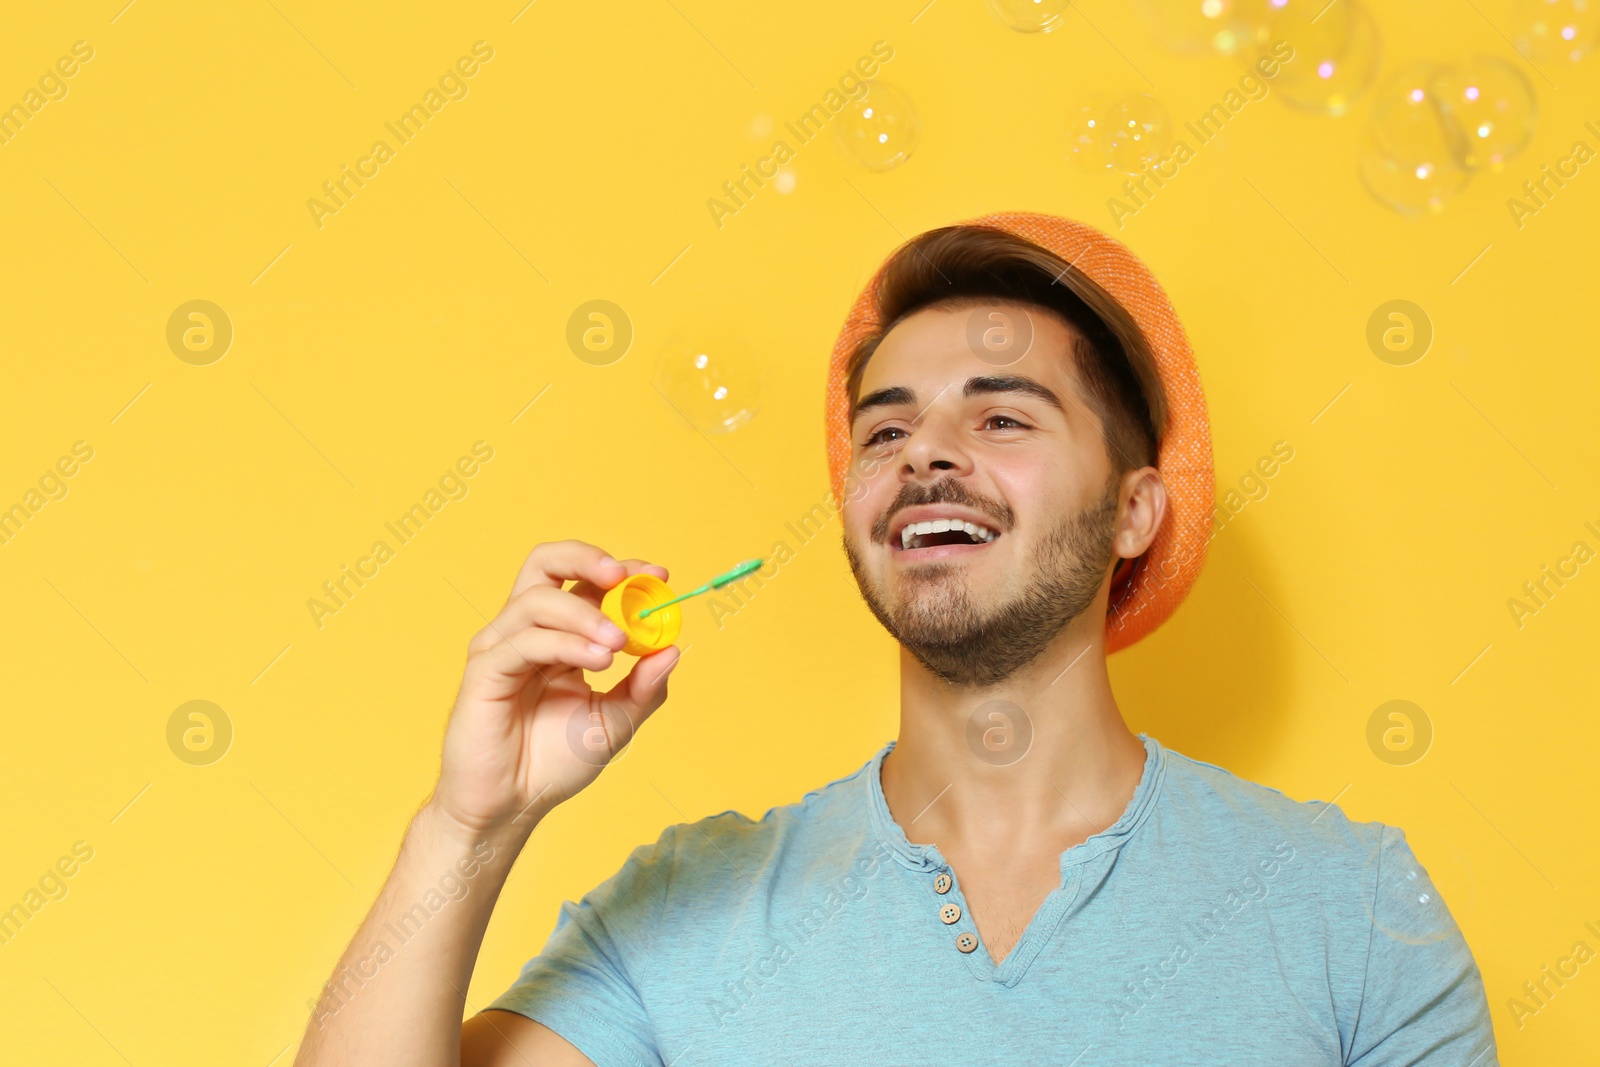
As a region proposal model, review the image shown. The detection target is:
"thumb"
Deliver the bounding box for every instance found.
[604,645,681,726]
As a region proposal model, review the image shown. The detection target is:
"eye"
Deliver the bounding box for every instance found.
[985,414,1030,432]
[862,425,909,448]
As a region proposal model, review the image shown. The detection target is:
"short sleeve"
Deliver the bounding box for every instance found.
[485,826,678,1067]
[1347,825,1497,1066]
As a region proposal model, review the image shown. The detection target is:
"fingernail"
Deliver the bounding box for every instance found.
[598,621,625,642]
[587,641,612,655]
[598,555,620,568]
[661,648,682,673]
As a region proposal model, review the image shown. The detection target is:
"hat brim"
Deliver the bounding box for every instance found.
[823,211,1215,653]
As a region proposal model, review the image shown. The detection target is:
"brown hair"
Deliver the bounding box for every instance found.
[844,225,1167,473]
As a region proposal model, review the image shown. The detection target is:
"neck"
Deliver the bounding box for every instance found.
[880,616,1147,855]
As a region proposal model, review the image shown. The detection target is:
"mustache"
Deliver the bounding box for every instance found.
[871,478,1016,544]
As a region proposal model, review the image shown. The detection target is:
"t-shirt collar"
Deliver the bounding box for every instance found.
[864,733,1168,874]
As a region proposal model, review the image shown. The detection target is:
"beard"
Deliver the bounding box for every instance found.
[843,473,1121,688]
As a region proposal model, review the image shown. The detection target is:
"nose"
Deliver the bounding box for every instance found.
[898,406,974,484]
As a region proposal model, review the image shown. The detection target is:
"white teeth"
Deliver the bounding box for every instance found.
[897,517,998,549]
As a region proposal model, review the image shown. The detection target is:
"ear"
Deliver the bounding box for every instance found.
[1112,466,1168,563]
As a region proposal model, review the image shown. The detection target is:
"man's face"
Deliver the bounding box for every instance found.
[840,301,1128,688]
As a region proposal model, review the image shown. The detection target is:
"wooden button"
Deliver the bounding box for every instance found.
[956,932,978,953]
[934,872,952,894]
[940,902,961,924]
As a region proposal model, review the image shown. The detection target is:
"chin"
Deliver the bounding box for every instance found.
[843,515,1113,689]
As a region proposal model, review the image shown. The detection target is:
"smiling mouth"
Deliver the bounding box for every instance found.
[897,519,999,551]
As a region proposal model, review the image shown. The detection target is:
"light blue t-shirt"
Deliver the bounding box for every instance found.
[488,735,1496,1066]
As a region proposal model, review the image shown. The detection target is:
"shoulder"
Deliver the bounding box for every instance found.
[1147,743,1472,977]
[1152,743,1392,885]
[1150,744,1493,1057]
[598,747,884,904]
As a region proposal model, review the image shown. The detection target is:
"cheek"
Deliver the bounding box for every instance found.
[841,453,896,523]
[988,455,1089,539]
[841,488,882,541]
[987,457,1053,512]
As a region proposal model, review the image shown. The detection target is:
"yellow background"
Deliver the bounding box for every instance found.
[2,1,1596,1062]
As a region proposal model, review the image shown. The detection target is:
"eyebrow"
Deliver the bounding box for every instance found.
[851,375,1065,422]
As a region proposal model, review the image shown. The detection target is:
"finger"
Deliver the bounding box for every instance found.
[504,540,627,604]
[461,626,618,705]
[568,558,669,606]
[600,644,681,730]
[470,585,625,658]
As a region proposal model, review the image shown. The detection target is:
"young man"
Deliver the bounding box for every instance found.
[296,214,1496,1066]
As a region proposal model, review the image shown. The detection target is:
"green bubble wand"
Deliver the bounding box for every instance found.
[637,558,765,618]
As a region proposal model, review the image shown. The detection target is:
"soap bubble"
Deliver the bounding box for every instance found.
[1136,0,1271,55]
[989,0,1071,33]
[653,340,761,433]
[1262,0,1381,115]
[1067,99,1113,172]
[1434,58,1538,170]
[1359,59,1540,214]
[1067,92,1173,175]
[834,81,921,172]
[1358,64,1472,215]
[1513,0,1600,62]
[1104,93,1174,172]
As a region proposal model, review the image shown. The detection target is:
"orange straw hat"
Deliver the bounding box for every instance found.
[823,211,1214,653]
